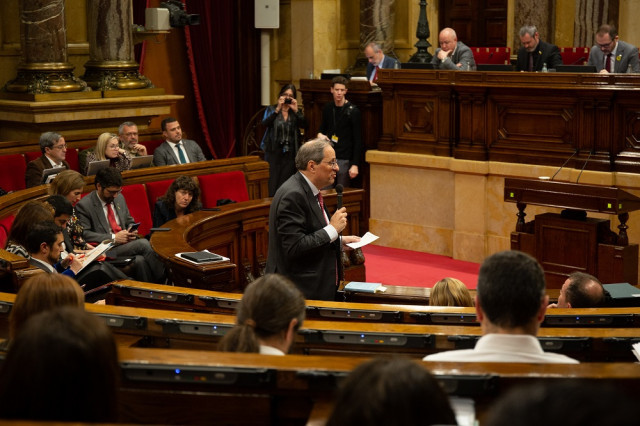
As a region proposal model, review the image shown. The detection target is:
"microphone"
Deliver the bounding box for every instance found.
[571,56,586,65]
[551,149,578,180]
[576,150,594,183]
[335,184,343,211]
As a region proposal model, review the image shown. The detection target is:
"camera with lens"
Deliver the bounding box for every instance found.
[160,0,200,27]
[284,98,293,104]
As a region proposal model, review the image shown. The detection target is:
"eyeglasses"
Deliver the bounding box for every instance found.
[323,160,339,167]
[51,144,67,150]
[103,188,122,195]
[597,39,615,48]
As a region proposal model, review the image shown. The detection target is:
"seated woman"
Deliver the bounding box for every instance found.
[429,277,474,307]
[2,274,84,350]
[0,307,119,422]
[152,175,201,227]
[326,357,457,426]
[5,200,55,258]
[83,132,132,175]
[217,274,305,355]
[49,170,92,252]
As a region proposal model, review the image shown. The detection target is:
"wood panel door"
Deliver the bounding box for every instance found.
[438,0,508,47]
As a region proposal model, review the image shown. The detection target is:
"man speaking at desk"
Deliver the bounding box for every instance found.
[266,139,360,301]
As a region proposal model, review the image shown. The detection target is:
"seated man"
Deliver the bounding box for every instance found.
[153,117,206,166]
[25,221,82,278]
[516,25,562,71]
[364,42,400,83]
[423,250,579,363]
[588,24,640,73]
[548,272,605,308]
[118,121,148,157]
[431,27,476,70]
[76,168,165,283]
[25,132,70,188]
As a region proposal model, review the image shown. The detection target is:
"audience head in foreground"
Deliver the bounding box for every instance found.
[485,380,636,426]
[423,250,579,363]
[4,200,54,256]
[429,277,474,307]
[0,307,119,422]
[326,357,457,426]
[218,273,305,355]
[549,271,605,308]
[9,273,84,340]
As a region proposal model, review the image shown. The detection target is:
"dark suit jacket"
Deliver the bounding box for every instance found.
[265,172,342,301]
[75,191,135,244]
[366,55,400,80]
[152,140,206,166]
[516,40,562,71]
[588,40,640,73]
[25,155,70,188]
[431,41,476,70]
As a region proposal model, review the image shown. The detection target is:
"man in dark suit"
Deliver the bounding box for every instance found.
[364,42,400,83]
[76,168,165,283]
[588,24,640,73]
[25,132,70,188]
[431,27,476,70]
[265,138,360,301]
[153,117,206,166]
[516,25,562,72]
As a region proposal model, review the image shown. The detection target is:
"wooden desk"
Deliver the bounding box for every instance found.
[117,347,640,425]
[149,188,365,292]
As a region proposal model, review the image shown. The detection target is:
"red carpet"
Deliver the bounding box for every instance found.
[362,245,480,289]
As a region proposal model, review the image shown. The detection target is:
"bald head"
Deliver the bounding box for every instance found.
[438,28,458,53]
[558,272,605,308]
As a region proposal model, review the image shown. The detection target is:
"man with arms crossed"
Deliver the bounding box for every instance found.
[424,250,578,363]
[266,138,360,301]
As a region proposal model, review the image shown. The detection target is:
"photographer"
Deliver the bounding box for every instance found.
[261,84,306,196]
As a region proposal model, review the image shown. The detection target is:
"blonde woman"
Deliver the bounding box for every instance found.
[83,132,132,175]
[429,277,474,307]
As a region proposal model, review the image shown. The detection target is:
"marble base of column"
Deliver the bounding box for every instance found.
[3,62,89,94]
[82,60,156,92]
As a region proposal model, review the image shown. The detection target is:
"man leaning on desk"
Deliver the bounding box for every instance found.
[431,28,476,70]
[588,24,640,73]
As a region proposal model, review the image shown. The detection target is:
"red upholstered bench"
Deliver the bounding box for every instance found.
[121,184,153,237]
[0,154,27,192]
[25,149,80,172]
[197,171,249,208]
[0,214,15,248]
[470,47,511,64]
[140,139,165,155]
[560,47,590,65]
[144,179,174,213]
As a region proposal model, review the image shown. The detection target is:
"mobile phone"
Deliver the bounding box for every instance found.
[127,222,141,232]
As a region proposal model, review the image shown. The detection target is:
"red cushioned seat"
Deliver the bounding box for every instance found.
[24,151,40,163]
[26,149,79,172]
[0,214,15,248]
[0,154,27,192]
[471,47,511,65]
[120,184,153,237]
[559,47,590,65]
[197,171,249,209]
[145,179,174,213]
[140,139,165,155]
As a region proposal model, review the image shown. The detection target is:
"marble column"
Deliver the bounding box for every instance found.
[3,0,87,94]
[82,0,152,91]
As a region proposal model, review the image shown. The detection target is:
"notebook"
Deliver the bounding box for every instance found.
[177,250,229,265]
[344,282,387,293]
[86,159,110,176]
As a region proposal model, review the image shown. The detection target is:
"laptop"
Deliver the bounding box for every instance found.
[130,155,154,169]
[555,65,597,73]
[41,167,63,184]
[86,159,110,176]
[476,64,515,72]
[400,62,435,70]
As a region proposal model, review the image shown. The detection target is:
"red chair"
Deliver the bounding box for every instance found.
[197,171,249,209]
[120,184,153,237]
[145,178,174,213]
[140,139,165,155]
[0,154,27,192]
[471,47,511,65]
[26,148,80,172]
[0,214,15,247]
[25,151,40,163]
[560,47,590,65]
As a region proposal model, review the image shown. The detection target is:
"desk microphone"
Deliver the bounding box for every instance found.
[576,149,594,183]
[335,184,344,211]
[571,56,587,65]
[551,149,578,180]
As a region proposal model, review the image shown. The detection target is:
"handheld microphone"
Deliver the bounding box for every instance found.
[335,184,344,211]
[551,149,578,180]
[576,150,594,183]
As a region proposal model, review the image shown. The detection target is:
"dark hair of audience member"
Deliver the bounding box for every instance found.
[217,273,305,353]
[566,271,604,308]
[94,166,123,188]
[477,250,545,330]
[44,194,74,218]
[159,175,201,213]
[430,277,474,307]
[5,201,54,249]
[24,221,62,255]
[485,380,636,426]
[9,274,84,340]
[0,307,119,422]
[326,357,457,426]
